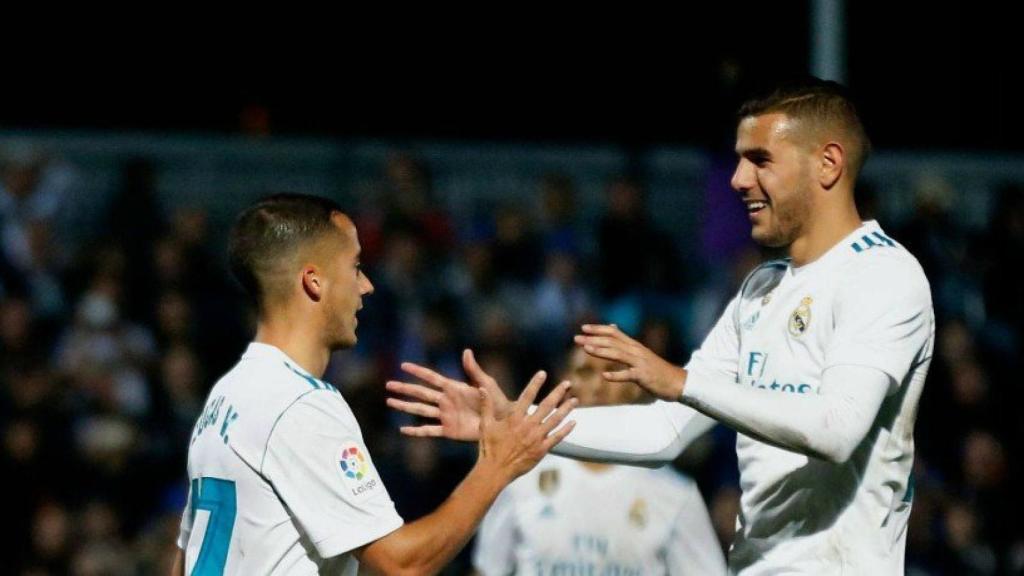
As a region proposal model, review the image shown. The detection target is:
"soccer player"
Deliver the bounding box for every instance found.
[472,346,726,576]
[170,194,577,575]
[387,78,935,574]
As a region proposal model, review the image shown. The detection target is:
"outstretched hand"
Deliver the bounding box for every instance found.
[478,370,577,481]
[385,349,515,441]
[574,324,687,401]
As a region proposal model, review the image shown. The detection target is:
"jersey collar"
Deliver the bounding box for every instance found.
[242,342,315,376]
[789,220,883,276]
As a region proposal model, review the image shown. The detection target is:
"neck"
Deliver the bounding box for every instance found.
[254,307,330,378]
[788,192,862,267]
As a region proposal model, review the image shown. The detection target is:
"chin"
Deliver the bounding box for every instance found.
[330,333,358,351]
[751,227,789,249]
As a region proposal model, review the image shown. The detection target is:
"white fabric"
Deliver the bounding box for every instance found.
[473,455,726,576]
[682,364,890,464]
[177,343,403,575]
[552,401,715,467]
[552,221,934,575]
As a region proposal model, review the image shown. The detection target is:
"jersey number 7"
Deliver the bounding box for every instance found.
[189,477,237,575]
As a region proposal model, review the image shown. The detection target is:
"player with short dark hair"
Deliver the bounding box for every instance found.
[172,193,577,575]
[389,78,935,574]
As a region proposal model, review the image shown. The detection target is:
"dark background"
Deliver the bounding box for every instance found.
[1,3,1017,150]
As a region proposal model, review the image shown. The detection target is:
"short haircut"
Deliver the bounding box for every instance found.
[738,77,872,177]
[228,193,345,312]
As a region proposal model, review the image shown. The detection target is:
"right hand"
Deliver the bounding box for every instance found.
[477,371,577,481]
[386,349,514,441]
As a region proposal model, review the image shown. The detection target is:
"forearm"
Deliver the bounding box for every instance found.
[680,364,890,463]
[170,547,184,576]
[358,462,507,575]
[551,401,715,467]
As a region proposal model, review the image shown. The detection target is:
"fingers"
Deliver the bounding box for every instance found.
[462,349,497,388]
[385,398,441,419]
[580,323,632,342]
[531,380,572,422]
[385,380,442,405]
[541,420,577,452]
[602,368,637,383]
[540,395,578,435]
[573,335,620,349]
[400,362,455,390]
[514,370,548,410]
[399,425,444,437]
[581,345,631,364]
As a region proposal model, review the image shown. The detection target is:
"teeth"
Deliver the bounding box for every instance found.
[747,201,767,212]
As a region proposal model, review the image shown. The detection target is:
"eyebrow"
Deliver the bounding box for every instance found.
[737,147,772,161]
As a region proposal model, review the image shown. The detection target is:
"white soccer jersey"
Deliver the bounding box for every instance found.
[686,220,934,574]
[473,454,727,576]
[177,343,403,575]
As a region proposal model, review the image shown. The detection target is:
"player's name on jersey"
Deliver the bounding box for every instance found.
[192,395,240,445]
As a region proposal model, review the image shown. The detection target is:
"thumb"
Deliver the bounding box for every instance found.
[466,348,493,383]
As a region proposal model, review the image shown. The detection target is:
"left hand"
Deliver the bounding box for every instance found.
[574,324,687,401]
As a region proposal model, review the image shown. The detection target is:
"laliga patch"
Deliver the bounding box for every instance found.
[337,444,379,499]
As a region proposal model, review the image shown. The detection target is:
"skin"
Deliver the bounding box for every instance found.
[385,110,867,438]
[254,213,373,377]
[574,111,864,401]
[173,211,577,576]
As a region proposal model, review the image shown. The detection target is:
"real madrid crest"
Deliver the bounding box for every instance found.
[538,469,559,495]
[628,498,648,528]
[788,297,813,337]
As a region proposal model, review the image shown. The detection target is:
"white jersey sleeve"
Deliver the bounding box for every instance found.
[471,485,518,576]
[261,392,403,559]
[666,481,728,576]
[824,254,933,387]
[546,297,737,466]
[551,401,714,466]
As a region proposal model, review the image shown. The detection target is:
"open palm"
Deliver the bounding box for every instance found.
[386,349,519,441]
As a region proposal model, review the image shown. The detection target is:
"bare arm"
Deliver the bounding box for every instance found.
[170,547,184,576]
[386,348,714,466]
[356,373,577,575]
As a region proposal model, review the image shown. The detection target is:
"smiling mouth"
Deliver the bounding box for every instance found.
[745,199,769,214]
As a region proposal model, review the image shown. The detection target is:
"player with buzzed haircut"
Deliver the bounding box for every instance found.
[171,194,577,575]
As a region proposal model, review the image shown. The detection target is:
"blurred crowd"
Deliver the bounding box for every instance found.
[1,148,1022,575]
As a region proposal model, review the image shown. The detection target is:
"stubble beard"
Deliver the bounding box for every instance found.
[754,180,812,250]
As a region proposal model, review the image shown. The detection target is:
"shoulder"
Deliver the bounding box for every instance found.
[740,258,789,301]
[223,359,354,454]
[840,238,931,301]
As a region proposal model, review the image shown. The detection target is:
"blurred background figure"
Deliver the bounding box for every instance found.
[472,346,726,576]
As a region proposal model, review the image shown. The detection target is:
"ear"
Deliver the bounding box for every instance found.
[300,266,323,302]
[820,142,845,189]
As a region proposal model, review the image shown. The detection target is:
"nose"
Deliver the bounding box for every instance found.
[731,159,755,194]
[360,273,375,296]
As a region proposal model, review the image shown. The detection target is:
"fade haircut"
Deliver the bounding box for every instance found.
[738,77,872,177]
[228,193,346,312]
